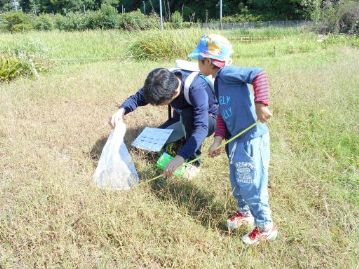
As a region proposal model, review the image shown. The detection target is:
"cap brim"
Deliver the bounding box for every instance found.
[188,48,202,59]
[212,59,226,68]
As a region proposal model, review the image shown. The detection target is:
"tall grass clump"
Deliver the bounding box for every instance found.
[169,11,183,29]
[0,37,51,81]
[129,29,201,61]
[0,54,33,81]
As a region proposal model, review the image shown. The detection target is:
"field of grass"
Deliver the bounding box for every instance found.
[0,28,358,268]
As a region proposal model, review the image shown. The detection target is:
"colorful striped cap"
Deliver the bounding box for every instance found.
[188,34,233,63]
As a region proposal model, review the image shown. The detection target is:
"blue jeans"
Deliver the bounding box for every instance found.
[228,133,273,230]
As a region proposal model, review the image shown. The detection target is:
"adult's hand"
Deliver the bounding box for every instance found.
[109,108,125,128]
[163,155,185,178]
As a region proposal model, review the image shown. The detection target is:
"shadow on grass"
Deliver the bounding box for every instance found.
[89,125,229,232]
[147,176,229,232]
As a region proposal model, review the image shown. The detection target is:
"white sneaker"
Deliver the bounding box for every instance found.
[227,211,254,230]
[242,226,278,245]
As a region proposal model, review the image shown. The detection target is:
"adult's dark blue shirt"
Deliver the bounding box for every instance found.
[120,69,218,160]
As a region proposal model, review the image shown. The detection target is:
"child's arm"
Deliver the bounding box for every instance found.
[255,103,272,123]
[221,66,273,123]
[252,71,272,123]
[209,136,223,157]
[208,115,226,157]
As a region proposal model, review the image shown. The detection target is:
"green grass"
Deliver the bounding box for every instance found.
[0,30,131,62]
[0,28,358,268]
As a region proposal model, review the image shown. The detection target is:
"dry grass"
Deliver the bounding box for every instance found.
[0,30,358,268]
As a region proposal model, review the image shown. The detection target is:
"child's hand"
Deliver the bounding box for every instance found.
[163,155,184,177]
[255,103,273,123]
[208,136,223,157]
[109,108,125,128]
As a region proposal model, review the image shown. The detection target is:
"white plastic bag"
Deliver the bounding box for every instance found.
[93,122,139,190]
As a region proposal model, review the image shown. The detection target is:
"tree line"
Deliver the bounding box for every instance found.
[0,0,316,21]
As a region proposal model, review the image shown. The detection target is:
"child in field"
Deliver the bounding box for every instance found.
[188,34,277,245]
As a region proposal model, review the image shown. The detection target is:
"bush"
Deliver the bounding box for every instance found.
[3,12,33,32]
[349,20,359,35]
[337,1,359,35]
[0,10,161,32]
[34,14,54,31]
[314,0,359,35]
[118,10,159,31]
[95,4,119,29]
[54,14,67,30]
[85,11,102,29]
[55,12,89,31]
[222,13,261,23]
[164,21,197,29]
[0,14,4,31]
[11,23,33,32]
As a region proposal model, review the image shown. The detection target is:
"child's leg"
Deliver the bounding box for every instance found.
[232,133,273,231]
[228,142,251,215]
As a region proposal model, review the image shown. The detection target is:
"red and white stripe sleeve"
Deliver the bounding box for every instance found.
[252,71,270,106]
[214,114,228,138]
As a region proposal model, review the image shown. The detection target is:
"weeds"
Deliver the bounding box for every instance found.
[0,54,33,81]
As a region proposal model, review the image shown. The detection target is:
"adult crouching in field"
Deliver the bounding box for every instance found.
[109,67,218,178]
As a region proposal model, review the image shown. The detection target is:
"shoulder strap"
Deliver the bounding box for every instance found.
[169,66,215,105]
[202,75,215,93]
[183,71,199,105]
[168,67,179,72]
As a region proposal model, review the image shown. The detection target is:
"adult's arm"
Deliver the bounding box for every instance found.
[119,88,148,115]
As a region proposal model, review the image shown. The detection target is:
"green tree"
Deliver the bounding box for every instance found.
[20,0,31,12]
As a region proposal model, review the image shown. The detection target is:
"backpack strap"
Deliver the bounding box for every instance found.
[201,75,215,94]
[183,71,199,105]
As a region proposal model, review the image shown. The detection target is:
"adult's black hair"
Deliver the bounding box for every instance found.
[143,68,179,105]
